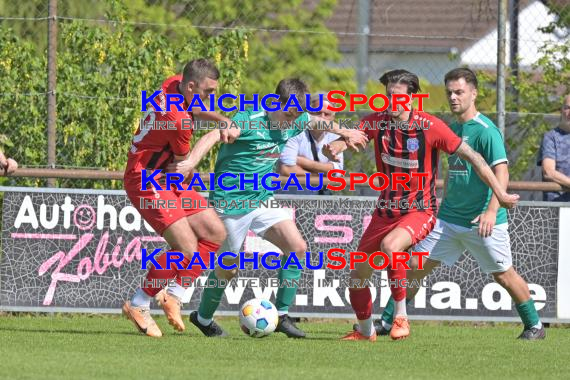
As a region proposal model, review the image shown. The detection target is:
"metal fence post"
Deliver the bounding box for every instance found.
[47,0,57,187]
[357,0,370,94]
[497,0,508,136]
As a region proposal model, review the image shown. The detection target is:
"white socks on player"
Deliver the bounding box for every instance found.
[166,283,185,300]
[533,321,543,330]
[131,288,151,308]
[395,299,408,317]
[358,317,375,337]
[197,313,213,327]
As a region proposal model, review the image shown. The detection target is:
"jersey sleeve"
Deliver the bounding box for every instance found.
[279,133,301,166]
[426,117,462,154]
[357,116,378,140]
[167,114,192,157]
[479,127,508,167]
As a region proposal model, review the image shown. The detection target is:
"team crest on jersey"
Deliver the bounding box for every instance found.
[407,137,420,152]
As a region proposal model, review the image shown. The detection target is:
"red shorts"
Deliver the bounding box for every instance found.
[125,185,206,236]
[357,211,436,253]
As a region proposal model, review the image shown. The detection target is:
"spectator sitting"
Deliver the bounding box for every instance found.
[538,94,570,202]
[277,93,344,195]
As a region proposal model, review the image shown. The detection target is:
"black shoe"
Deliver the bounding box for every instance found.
[517,325,546,340]
[352,318,390,336]
[189,311,228,337]
[276,314,306,338]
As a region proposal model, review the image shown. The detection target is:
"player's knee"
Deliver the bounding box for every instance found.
[353,261,372,280]
[215,264,238,280]
[209,219,227,245]
[289,239,307,255]
[169,241,198,258]
[492,267,514,288]
[380,238,402,257]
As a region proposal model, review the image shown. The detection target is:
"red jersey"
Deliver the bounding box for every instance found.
[124,75,194,190]
[359,110,461,218]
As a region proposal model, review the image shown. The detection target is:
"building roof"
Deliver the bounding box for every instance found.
[317,0,553,53]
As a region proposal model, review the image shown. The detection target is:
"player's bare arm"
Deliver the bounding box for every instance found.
[0,150,17,176]
[455,142,519,208]
[167,129,226,179]
[191,109,240,144]
[471,162,509,237]
[308,117,367,151]
[541,157,570,189]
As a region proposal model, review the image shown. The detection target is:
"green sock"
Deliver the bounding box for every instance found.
[381,296,395,325]
[515,298,540,330]
[275,256,304,314]
[197,270,227,320]
[380,296,413,325]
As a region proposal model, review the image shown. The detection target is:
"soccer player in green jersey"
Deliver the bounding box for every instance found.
[365,68,545,340]
[167,78,367,338]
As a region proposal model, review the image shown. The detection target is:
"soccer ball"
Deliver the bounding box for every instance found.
[239,298,279,338]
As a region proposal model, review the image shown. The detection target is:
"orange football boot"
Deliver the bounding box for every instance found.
[122,301,162,338]
[390,315,410,340]
[341,331,377,342]
[156,289,185,332]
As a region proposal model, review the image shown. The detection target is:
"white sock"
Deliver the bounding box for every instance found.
[131,288,151,308]
[358,317,375,337]
[381,320,392,330]
[278,310,287,317]
[395,299,407,317]
[197,313,212,327]
[166,283,185,300]
[532,321,543,330]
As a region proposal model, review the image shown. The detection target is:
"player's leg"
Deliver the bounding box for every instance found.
[341,213,391,341]
[191,211,252,337]
[374,218,462,335]
[464,223,545,340]
[261,217,308,338]
[123,189,200,336]
[378,227,415,339]
[371,257,441,335]
[157,206,226,333]
[378,212,437,339]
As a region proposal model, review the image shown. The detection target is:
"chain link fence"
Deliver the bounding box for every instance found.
[0,0,568,196]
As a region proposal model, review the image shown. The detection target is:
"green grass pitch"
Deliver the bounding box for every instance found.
[0,314,569,380]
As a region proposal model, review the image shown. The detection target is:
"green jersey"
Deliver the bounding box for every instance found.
[438,113,509,228]
[209,107,308,215]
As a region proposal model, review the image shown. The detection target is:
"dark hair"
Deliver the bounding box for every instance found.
[275,78,309,110]
[182,58,220,84]
[379,69,421,94]
[444,67,478,89]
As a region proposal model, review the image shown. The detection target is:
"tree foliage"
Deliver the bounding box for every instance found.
[0,0,248,188]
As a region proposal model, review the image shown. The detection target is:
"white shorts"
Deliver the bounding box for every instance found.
[217,201,293,252]
[414,218,512,274]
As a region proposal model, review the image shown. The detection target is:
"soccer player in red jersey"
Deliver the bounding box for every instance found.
[324,69,519,341]
[122,59,239,337]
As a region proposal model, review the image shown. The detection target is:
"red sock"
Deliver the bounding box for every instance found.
[143,251,180,297]
[176,240,220,286]
[388,259,407,302]
[349,287,372,320]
